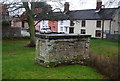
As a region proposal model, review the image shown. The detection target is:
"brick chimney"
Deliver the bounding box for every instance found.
[118,1,120,7]
[96,0,102,10]
[64,2,70,14]
[48,5,52,12]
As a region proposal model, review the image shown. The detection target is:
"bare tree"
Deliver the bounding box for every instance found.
[22,2,50,47]
[1,0,51,47]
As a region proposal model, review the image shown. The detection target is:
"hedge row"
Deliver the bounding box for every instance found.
[2,36,30,40]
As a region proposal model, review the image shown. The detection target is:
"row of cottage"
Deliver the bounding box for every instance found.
[9,0,119,38]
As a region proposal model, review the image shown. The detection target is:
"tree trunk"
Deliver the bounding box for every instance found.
[26,15,36,47]
[101,20,104,40]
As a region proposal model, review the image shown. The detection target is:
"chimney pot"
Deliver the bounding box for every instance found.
[96,0,102,10]
[48,5,52,12]
[64,2,70,14]
[118,1,120,7]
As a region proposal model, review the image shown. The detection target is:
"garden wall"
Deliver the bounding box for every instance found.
[2,27,21,37]
[106,34,120,40]
[35,34,91,67]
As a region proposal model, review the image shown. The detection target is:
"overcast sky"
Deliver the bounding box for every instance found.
[47,0,119,11]
[1,0,119,15]
[2,0,119,10]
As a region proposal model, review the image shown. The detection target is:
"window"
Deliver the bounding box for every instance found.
[53,26,55,31]
[81,20,86,27]
[53,21,56,24]
[114,31,119,34]
[42,20,45,24]
[49,27,51,29]
[70,21,74,26]
[60,21,63,25]
[60,27,63,31]
[96,20,101,28]
[65,27,68,32]
[81,29,86,34]
[96,30,101,37]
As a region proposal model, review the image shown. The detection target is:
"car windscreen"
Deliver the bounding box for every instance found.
[46,28,50,30]
[41,28,46,30]
[41,28,50,30]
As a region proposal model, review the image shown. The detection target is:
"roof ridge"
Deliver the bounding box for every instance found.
[69,7,118,12]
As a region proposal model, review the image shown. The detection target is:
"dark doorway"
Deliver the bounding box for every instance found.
[96,30,101,37]
[22,21,25,28]
[69,27,74,33]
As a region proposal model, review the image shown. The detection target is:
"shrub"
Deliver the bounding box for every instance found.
[1,20,11,27]
[89,53,119,79]
[2,36,30,40]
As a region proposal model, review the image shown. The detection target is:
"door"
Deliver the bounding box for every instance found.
[69,27,74,33]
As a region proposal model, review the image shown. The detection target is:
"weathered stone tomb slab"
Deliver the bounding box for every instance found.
[35,34,91,67]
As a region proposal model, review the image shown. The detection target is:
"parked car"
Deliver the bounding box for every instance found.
[21,29,30,36]
[40,28,52,34]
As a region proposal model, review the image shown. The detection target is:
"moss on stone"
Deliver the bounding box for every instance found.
[73,57,81,61]
[45,62,57,66]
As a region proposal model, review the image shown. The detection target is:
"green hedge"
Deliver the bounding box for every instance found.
[2,36,30,40]
[0,20,11,27]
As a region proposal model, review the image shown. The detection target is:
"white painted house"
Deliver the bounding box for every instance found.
[110,6,120,34]
[65,0,118,38]
[40,20,49,30]
[39,20,70,33]
[73,19,111,38]
[66,0,118,38]
[58,20,70,34]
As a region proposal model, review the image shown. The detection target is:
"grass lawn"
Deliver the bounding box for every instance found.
[0,40,2,80]
[90,39,119,59]
[2,40,104,79]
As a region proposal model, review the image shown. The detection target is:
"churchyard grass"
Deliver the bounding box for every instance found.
[2,40,104,79]
[0,40,2,80]
[90,39,119,59]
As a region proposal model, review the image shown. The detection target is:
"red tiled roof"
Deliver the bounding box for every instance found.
[8,18,21,21]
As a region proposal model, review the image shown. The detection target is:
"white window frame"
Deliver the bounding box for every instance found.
[60,27,63,31]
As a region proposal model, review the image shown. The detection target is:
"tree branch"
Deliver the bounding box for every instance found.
[23,2,30,11]
[34,20,41,27]
[8,6,24,12]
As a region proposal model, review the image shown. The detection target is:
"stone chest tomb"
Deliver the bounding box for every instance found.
[35,34,91,67]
